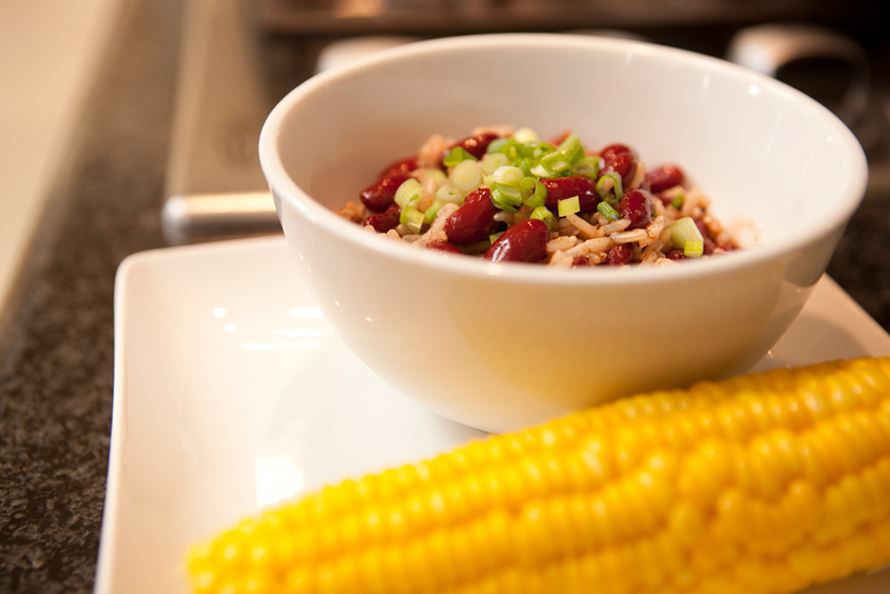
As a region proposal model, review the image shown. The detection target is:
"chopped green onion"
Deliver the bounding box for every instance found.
[513,127,539,143]
[520,177,547,208]
[597,201,620,221]
[532,142,557,160]
[557,134,584,165]
[519,176,536,198]
[669,216,704,258]
[557,196,581,217]
[491,165,524,188]
[489,138,519,161]
[415,168,447,186]
[480,152,509,175]
[540,151,571,175]
[423,200,445,225]
[670,216,703,247]
[491,183,523,212]
[530,163,551,178]
[573,155,602,180]
[684,240,704,258]
[486,137,511,154]
[443,146,476,168]
[515,141,538,159]
[450,159,482,191]
[394,178,422,209]
[530,205,556,229]
[435,183,462,203]
[514,158,533,176]
[489,231,504,245]
[671,192,685,209]
[400,206,425,233]
[595,172,623,204]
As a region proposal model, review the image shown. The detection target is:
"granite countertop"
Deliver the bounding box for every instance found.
[0,1,887,592]
[0,1,179,591]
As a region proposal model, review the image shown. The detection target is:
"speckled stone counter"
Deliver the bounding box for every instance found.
[0,2,887,592]
[0,1,179,591]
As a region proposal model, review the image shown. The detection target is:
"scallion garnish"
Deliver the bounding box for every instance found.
[400,206,425,233]
[557,134,584,165]
[486,137,511,155]
[669,217,704,258]
[491,165,524,188]
[423,200,445,225]
[530,205,556,229]
[443,146,476,168]
[512,127,539,143]
[671,192,685,209]
[530,163,551,178]
[435,183,462,204]
[557,196,581,217]
[491,183,523,212]
[573,155,602,180]
[595,172,623,204]
[394,178,422,209]
[450,159,482,191]
[684,240,704,258]
[532,143,557,160]
[514,158,533,176]
[540,151,571,175]
[489,138,519,161]
[520,177,547,208]
[415,168,447,186]
[480,152,509,175]
[597,201,620,221]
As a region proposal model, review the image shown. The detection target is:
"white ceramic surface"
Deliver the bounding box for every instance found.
[95,237,890,594]
[259,34,868,432]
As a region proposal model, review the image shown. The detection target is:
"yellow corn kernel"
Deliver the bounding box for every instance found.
[188,357,890,594]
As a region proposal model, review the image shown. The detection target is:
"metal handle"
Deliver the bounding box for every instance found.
[161,192,280,245]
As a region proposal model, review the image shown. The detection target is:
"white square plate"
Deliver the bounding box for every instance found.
[96,237,890,594]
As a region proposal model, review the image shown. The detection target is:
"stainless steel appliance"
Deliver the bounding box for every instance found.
[162,0,887,244]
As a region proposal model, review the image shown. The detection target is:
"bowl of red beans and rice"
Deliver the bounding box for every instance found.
[259,34,867,432]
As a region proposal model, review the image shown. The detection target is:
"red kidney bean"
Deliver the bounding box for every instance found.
[541,176,599,212]
[666,248,686,260]
[602,151,637,187]
[619,189,652,230]
[427,240,462,254]
[694,218,716,255]
[599,143,633,162]
[378,156,418,178]
[444,187,499,244]
[359,171,409,212]
[360,156,418,212]
[363,204,400,232]
[485,219,549,263]
[452,133,499,159]
[645,164,685,193]
[602,244,634,266]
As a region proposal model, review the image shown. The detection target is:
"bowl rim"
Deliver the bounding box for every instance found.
[259,33,868,287]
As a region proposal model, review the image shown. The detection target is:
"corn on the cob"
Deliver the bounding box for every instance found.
[187,357,890,594]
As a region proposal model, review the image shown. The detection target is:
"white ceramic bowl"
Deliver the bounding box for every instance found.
[260,34,867,433]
